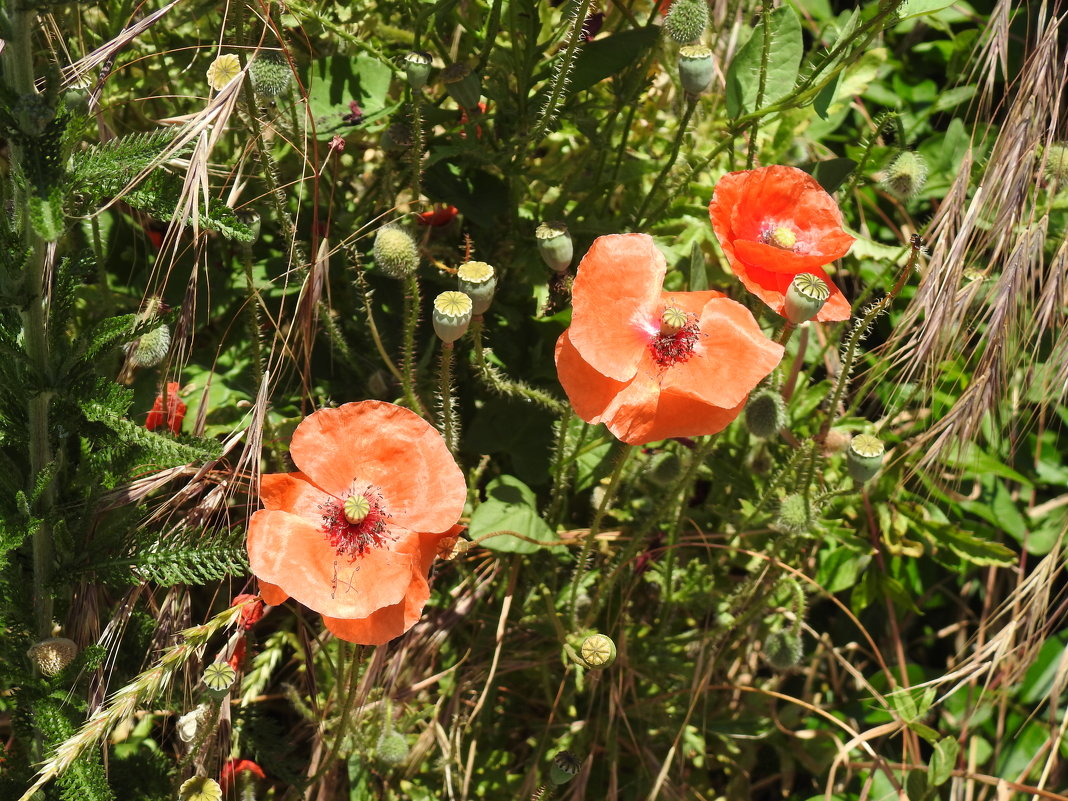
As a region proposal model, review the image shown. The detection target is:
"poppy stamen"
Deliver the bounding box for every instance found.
[322,488,390,557]
[651,307,700,367]
[762,225,797,251]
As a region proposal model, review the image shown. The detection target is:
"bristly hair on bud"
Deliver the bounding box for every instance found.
[372,225,420,278]
[249,52,292,97]
[880,150,928,200]
[763,629,804,670]
[126,323,171,368]
[665,0,708,43]
[744,389,785,439]
[773,494,809,535]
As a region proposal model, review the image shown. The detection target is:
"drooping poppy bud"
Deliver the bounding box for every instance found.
[744,389,785,438]
[432,291,473,343]
[774,494,809,535]
[763,629,804,669]
[127,324,171,368]
[784,273,831,325]
[881,150,928,200]
[536,221,573,272]
[376,730,410,766]
[457,260,497,314]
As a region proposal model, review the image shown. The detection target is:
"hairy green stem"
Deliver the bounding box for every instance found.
[401,273,426,416]
[438,342,457,453]
[745,0,775,170]
[526,0,593,148]
[470,320,567,414]
[661,437,716,607]
[546,406,574,527]
[409,91,424,202]
[634,97,697,228]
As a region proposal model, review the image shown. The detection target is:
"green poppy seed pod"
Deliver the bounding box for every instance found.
[647,451,682,486]
[128,323,171,368]
[536,221,573,272]
[579,633,616,669]
[235,209,261,244]
[249,52,292,97]
[784,273,830,325]
[178,776,223,801]
[659,306,688,335]
[457,260,497,314]
[404,51,433,91]
[881,150,928,199]
[848,434,885,483]
[1043,143,1068,184]
[27,637,78,677]
[763,629,804,670]
[373,225,419,278]
[441,62,481,109]
[665,0,708,43]
[376,730,410,766]
[550,751,581,785]
[202,662,237,697]
[433,291,473,343]
[774,494,809,535]
[744,389,785,438]
[678,45,714,95]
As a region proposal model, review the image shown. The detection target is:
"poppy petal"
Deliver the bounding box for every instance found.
[260,471,333,521]
[638,389,747,443]
[663,296,784,408]
[554,329,629,425]
[258,580,289,606]
[246,509,417,619]
[569,234,663,382]
[288,401,466,534]
[730,259,851,322]
[321,571,429,645]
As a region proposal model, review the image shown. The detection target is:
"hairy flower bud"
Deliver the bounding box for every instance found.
[127,323,171,368]
[376,730,410,766]
[646,451,682,486]
[774,494,809,535]
[881,150,928,200]
[665,0,708,43]
[763,629,803,669]
[744,389,785,438]
[848,434,885,483]
[373,225,419,278]
[249,52,292,97]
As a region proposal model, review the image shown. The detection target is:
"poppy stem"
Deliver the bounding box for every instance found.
[438,341,458,454]
[776,322,795,347]
[401,273,427,416]
[409,90,424,202]
[745,0,775,170]
[546,407,575,527]
[633,97,698,229]
[569,445,634,626]
[351,260,406,385]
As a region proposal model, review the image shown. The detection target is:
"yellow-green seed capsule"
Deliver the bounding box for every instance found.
[579,633,616,669]
[536,221,573,272]
[784,273,830,325]
[344,494,371,524]
[433,291,473,343]
[202,662,237,696]
[678,45,714,95]
[660,306,689,335]
[550,751,581,785]
[27,637,78,677]
[848,434,885,483]
[179,776,223,801]
[457,260,497,314]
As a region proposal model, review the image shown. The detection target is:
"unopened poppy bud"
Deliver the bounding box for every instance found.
[550,751,581,785]
[376,730,409,766]
[659,306,688,335]
[536,221,573,272]
[1043,143,1068,184]
[579,633,616,669]
[774,494,809,535]
[647,451,682,486]
[373,225,419,278]
[249,52,291,97]
[127,323,171,368]
[179,776,222,801]
[457,260,497,314]
[881,150,928,199]
[784,273,830,324]
[344,494,371,524]
[27,637,78,676]
[441,63,481,109]
[433,291,473,343]
[678,45,714,95]
[665,0,708,43]
[744,389,785,438]
[848,434,885,482]
[404,51,433,91]
[202,662,237,697]
[763,629,803,669]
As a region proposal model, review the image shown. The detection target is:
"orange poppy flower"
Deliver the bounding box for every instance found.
[709,165,855,322]
[246,401,466,645]
[554,234,783,445]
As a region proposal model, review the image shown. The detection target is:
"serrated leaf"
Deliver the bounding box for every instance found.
[725,6,803,118]
[922,521,1016,566]
[929,737,959,786]
[469,475,555,553]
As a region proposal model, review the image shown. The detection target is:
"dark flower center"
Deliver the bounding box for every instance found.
[321,488,390,557]
[651,307,700,367]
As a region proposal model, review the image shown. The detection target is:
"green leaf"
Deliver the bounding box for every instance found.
[725,6,803,118]
[301,54,395,139]
[569,27,660,94]
[687,241,707,291]
[469,475,555,553]
[809,158,856,194]
[931,85,976,113]
[890,689,918,722]
[922,521,1016,566]
[929,737,960,786]
[897,0,957,21]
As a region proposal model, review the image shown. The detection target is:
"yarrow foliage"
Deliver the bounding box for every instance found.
[246,401,466,644]
[555,234,783,444]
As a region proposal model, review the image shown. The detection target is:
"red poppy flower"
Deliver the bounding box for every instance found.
[226,636,247,671]
[230,594,265,630]
[555,234,783,445]
[417,204,459,226]
[246,401,466,645]
[709,165,855,322]
[145,382,186,434]
[220,759,265,795]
